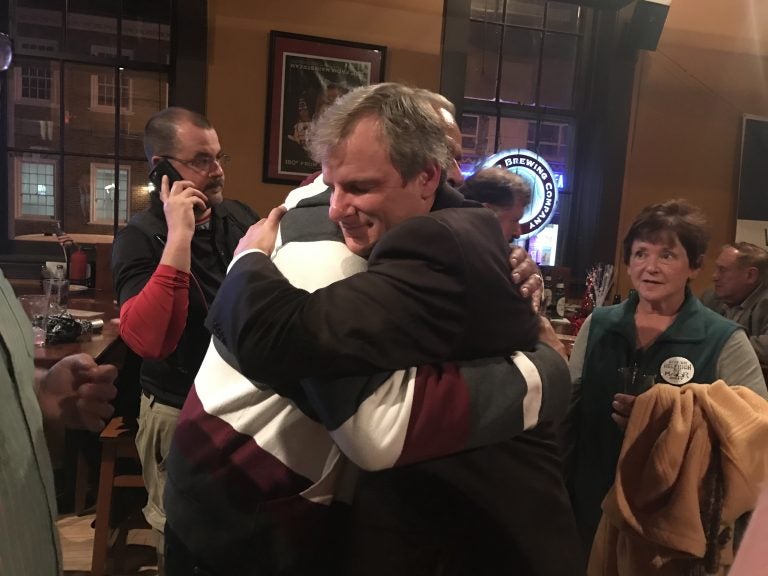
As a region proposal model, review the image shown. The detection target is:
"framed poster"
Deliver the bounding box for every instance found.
[263,31,387,184]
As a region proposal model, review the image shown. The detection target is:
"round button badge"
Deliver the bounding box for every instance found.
[660,356,694,385]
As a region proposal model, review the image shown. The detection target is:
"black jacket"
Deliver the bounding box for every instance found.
[112,198,257,408]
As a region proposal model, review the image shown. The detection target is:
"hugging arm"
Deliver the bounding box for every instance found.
[207,216,537,387]
[300,342,570,470]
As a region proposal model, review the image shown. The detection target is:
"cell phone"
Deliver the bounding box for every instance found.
[148,158,183,190]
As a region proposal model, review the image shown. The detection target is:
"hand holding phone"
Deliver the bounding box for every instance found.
[151,159,208,220]
[148,158,183,190]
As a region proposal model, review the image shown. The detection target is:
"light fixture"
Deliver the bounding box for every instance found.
[0,33,12,72]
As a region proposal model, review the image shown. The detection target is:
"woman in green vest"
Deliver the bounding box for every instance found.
[562,199,768,557]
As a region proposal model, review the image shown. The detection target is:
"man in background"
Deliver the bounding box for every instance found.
[111,107,258,571]
[702,241,768,365]
[461,166,531,241]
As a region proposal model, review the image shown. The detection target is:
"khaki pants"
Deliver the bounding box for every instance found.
[136,393,180,573]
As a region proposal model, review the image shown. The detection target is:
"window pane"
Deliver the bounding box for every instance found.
[465,21,501,101]
[505,0,545,28]
[66,1,119,59]
[528,120,572,192]
[546,2,582,34]
[120,70,169,159]
[499,28,541,105]
[499,117,530,152]
[91,164,129,224]
[458,113,498,173]
[127,159,155,220]
[12,154,57,229]
[61,156,94,232]
[9,58,61,151]
[539,33,578,109]
[122,0,173,64]
[61,158,150,234]
[470,0,504,23]
[15,0,64,56]
[63,63,115,155]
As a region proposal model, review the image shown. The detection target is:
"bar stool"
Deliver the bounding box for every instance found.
[90,416,146,576]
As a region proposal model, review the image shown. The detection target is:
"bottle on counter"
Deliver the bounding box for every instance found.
[542,273,553,315]
[68,248,88,286]
[553,276,566,318]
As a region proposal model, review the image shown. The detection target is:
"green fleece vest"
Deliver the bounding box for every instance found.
[570,289,739,546]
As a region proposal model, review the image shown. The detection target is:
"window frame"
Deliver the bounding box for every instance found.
[13,63,58,106]
[89,162,131,224]
[14,156,57,220]
[443,0,592,266]
[89,71,134,114]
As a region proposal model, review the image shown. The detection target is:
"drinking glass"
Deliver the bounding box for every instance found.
[617,366,657,395]
[17,294,49,346]
[43,278,69,315]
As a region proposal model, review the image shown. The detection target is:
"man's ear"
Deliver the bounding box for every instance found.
[746,266,759,284]
[150,155,162,168]
[418,163,441,201]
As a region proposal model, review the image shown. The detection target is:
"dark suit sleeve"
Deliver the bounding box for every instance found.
[206,215,537,384]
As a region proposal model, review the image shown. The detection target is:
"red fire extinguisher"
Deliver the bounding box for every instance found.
[69,247,88,285]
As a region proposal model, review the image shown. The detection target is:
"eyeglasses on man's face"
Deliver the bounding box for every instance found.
[163,153,231,173]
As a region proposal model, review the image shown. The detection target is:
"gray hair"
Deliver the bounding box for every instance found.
[726,241,768,283]
[307,83,453,183]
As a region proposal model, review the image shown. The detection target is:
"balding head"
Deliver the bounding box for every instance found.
[416,89,464,187]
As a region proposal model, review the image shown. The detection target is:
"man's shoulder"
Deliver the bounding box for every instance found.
[217,199,258,225]
[284,175,330,209]
[746,283,768,308]
[120,209,166,241]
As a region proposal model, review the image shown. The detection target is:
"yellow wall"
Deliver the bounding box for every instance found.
[615,0,768,296]
[208,0,768,297]
[206,0,444,216]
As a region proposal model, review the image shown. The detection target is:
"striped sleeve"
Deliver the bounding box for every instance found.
[299,342,570,471]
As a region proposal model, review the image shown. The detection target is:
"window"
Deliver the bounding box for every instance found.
[446,0,590,265]
[90,72,133,113]
[6,0,177,240]
[17,37,58,53]
[91,164,130,224]
[17,159,56,218]
[14,64,56,104]
[90,45,134,60]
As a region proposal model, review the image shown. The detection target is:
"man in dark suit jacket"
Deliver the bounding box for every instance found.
[200,83,581,575]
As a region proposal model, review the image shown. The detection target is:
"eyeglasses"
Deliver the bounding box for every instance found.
[163,153,231,173]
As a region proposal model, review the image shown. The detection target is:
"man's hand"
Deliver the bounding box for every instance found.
[509,246,543,312]
[56,233,75,247]
[611,393,636,431]
[159,175,208,240]
[37,354,118,432]
[537,316,568,361]
[235,205,287,257]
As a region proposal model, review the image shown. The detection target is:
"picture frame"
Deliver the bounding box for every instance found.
[263,31,387,184]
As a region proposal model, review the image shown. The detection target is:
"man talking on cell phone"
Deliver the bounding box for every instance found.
[111,107,258,573]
